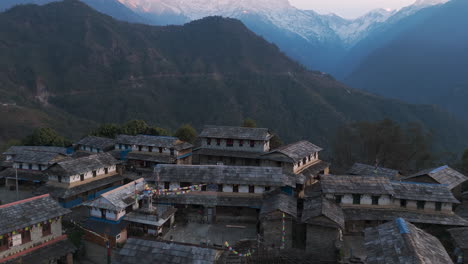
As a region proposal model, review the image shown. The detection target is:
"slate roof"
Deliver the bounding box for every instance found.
[193,148,262,159]
[42,174,125,199]
[9,150,67,165]
[302,196,345,229]
[125,152,176,163]
[115,135,193,151]
[3,146,68,155]
[114,238,220,264]
[85,178,146,211]
[260,193,297,218]
[199,125,272,141]
[391,181,459,203]
[157,192,264,208]
[74,136,115,151]
[299,160,330,178]
[48,152,119,176]
[263,141,322,163]
[5,237,76,264]
[343,207,468,226]
[348,163,400,180]
[319,175,395,195]
[155,164,294,187]
[0,194,71,234]
[448,227,468,249]
[364,218,453,264]
[403,165,468,190]
[125,206,177,227]
[0,168,48,182]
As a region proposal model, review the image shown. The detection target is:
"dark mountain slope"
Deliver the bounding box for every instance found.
[0,0,467,154]
[346,0,468,120]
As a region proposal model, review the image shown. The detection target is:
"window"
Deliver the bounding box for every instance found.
[28,164,33,170]
[202,185,207,191]
[435,202,442,211]
[21,230,31,244]
[159,147,163,153]
[239,140,243,147]
[138,145,142,151]
[207,138,211,145]
[227,139,234,147]
[0,235,9,252]
[119,144,123,149]
[101,209,107,218]
[19,163,23,169]
[372,196,380,205]
[264,186,271,192]
[335,195,343,204]
[216,139,221,146]
[250,140,255,148]
[170,148,175,156]
[164,182,170,190]
[104,168,109,174]
[233,185,239,193]
[303,158,307,164]
[93,171,97,177]
[42,222,52,236]
[249,185,255,193]
[353,194,361,205]
[149,146,153,152]
[218,184,223,192]
[400,199,407,208]
[417,201,425,210]
[58,176,62,183]
[308,156,311,162]
[38,164,42,170]
[80,174,85,181]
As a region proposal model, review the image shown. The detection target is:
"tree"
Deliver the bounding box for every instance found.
[242,118,257,128]
[146,126,171,137]
[174,124,197,144]
[461,149,468,175]
[121,120,149,135]
[91,123,121,138]
[22,128,69,147]
[269,134,283,149]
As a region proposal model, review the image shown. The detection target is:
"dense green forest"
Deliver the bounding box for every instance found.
[0,0,467,164]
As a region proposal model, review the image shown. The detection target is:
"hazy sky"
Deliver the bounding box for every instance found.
[289,0,416,18]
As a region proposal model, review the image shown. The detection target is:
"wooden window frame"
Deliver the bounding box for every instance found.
[21,230,31,244]
[417,201,425,210]
[352,194,361,205]
[42,222,52,237]
[435,202,442,211]
[372,196,380,205]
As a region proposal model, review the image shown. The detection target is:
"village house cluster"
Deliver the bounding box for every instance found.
[1,125,468,263]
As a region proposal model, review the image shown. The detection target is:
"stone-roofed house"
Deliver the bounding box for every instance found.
[74,136,115,153]
[41,153,125,208]
[0,194,75,263]
[194,125,273,166]
[0,146,69,191]
[259,192,297,249]
[402,165,468,199]
[301,193,344,263]
[348,163,400,180]
[364,218,453,264]
[309,175,468,234]
[114,238,221,264]
[448,227,468,263]
[155,164,294,224]
[114,135,193,173]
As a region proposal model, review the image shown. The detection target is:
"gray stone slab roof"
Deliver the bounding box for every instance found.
[3,146,68,155]
[403,165,468,190]
[260,193,297,218]
[302,195,345,229]
[319,175,395,195]
[0,194,71,234]
[5,237,76,264]
[0,168,48,182]
[348,163,400,180]
[115,135,193,151]
[264,141,322,163]
[299,160,330,178]
[125,152,176,163]
[364,218,453,264]
[155,164,294,187]
[125,206,177,227]
[193,148,262,159]
[391,181,459,203]
[85,178,146,211]
[344,207,468,226]
[114,238,220,264]
[10,150,67,165]
[448,227,468,249]
[41,174,125,199]
[74,136,115,151]
[48,152,119,176]
[157,192,264,208]
[199,125,272,140]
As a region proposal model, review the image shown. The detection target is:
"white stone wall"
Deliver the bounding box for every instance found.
[223,185,233,192]
[293,152,320,173]
[80,145,100,153]
[254,186,264,194]
[13,162,46,171]
[342,194,353,205]
[442,203,452,212]
[239,185,249,193]
[90,207,102,218]
[117,210,126,220]
[379,195,391,205]
[201,138,268,153]
[361,195,372,205]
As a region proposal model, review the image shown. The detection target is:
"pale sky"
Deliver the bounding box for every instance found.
[289,0,417,18]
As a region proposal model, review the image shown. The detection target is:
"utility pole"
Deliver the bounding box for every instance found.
[106,237,111,264]
[15,166,19,201]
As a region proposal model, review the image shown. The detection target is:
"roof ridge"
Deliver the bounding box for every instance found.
[0,194,49,209]
[101,178,144,197]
